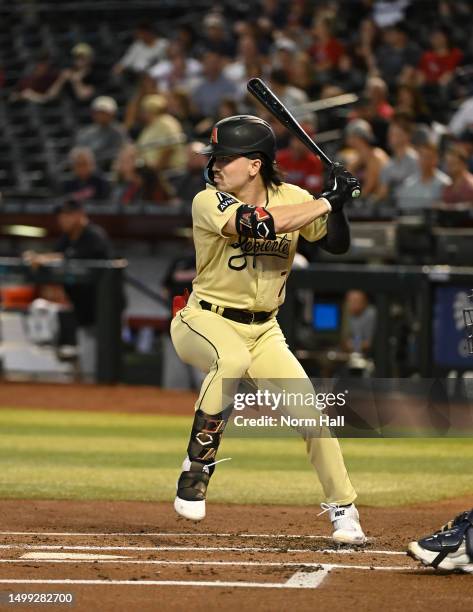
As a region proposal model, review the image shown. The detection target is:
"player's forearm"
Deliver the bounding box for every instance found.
[272,198,330,233]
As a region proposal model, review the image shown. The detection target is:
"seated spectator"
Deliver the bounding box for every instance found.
[341,290,377,357]
[270,37,299,75]
[174,24,198,56]
[14,44,97,104]
[194,97,240,139]
[167,88,200,140]
[350,93,389,151]
[172,141,207,205]
[75,96,126,171]
[308,16,344,79]
[352,17,380,76]
[344,119,390,199]
[442,146,473,205]
[374,23,420,88]
[364,77,394,121]
[10,51,58,102]
[148,42,202,94]
[449,94,473,138]
[112,143,169,204]
[417,26,463,88]
[378,114,419,204]
[397,141,451,211]
[289,52,317,97]
[458,128,473,173]
[331,51,366,95]
[63,147,110,202]
[113,23,168,77]
[124,73,158,135]
[395,84,431,123]
[197,13,236,58]
[190,51,237,118]
[136,94,186,174]
[50,43,98,103]
[276,123,324,194]
[268,68,308,114]
[224,34,263,98]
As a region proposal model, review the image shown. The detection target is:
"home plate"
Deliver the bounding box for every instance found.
[20,553,131,561]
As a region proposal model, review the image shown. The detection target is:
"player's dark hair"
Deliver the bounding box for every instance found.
[246,152,283,188]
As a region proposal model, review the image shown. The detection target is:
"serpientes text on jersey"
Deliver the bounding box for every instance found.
[228,234,291,270]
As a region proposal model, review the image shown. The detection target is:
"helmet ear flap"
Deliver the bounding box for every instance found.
[204,156,216,186]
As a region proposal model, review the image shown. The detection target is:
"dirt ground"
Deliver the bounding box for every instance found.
[0,382,472,611]
[0,498,472,612]
[0,382,197,415]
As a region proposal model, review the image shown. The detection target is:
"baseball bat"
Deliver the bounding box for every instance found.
[247,77,361,198]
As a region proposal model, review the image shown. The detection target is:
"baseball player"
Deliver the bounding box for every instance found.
[170,115,366,545]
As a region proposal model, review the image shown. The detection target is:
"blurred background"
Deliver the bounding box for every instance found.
[1,0,473,387]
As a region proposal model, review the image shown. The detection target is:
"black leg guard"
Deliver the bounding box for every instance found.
[177,407,232,502]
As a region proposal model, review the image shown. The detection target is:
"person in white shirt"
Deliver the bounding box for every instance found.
[449,96,473,138]
[113,23,168,77]
[398,141,451,211]
[148,42,201,93]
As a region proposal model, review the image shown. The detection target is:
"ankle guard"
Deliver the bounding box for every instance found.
[177,408,232,503]
[418,509,473,568]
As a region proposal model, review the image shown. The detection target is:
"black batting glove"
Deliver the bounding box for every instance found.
[320,163,361,212]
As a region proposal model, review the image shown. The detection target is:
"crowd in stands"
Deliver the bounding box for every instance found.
[4,0,473,210]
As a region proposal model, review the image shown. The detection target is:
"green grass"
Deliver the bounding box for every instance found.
[0,408,472,506]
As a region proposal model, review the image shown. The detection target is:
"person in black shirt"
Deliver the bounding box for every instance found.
[23,200,113,380]
[63,147,110,203]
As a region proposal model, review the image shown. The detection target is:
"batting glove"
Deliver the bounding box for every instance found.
[320,163,361,212]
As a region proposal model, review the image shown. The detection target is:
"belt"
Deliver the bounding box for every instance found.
[199,300,272,324]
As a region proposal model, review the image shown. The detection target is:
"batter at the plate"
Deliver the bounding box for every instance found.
[170,114,366,545]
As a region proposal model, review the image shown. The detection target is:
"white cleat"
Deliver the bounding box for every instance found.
[174,496,206,521]
[321,502,367,545]
[407,541,473,573]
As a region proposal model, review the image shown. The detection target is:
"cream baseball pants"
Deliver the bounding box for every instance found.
[170,299,357,505]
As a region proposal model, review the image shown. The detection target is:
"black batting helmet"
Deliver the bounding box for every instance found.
[202,115,276,185]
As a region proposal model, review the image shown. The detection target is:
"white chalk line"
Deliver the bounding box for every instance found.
[0,544,403,555]
[0,531,336,540]
[0,557,414,571]
[0,578,321,589]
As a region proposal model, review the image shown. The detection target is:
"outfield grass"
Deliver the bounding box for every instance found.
[0,408,472,506]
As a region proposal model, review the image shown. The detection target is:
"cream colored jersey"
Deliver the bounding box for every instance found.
[191,182,327,312]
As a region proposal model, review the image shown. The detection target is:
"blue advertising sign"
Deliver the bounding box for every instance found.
[433,286,472,368]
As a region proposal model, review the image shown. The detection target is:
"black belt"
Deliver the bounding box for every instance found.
[199,300,272,324]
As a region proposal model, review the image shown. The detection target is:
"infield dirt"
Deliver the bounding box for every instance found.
[0,382,472,611]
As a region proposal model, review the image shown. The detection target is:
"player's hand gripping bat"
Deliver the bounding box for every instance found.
[247,77,361,199]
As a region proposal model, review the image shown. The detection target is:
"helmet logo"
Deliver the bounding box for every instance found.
[211,126,218,143]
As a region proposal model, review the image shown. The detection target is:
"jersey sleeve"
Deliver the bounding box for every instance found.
[192,188,241,236]
[291,186,328,243]
[299,214,328,242]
